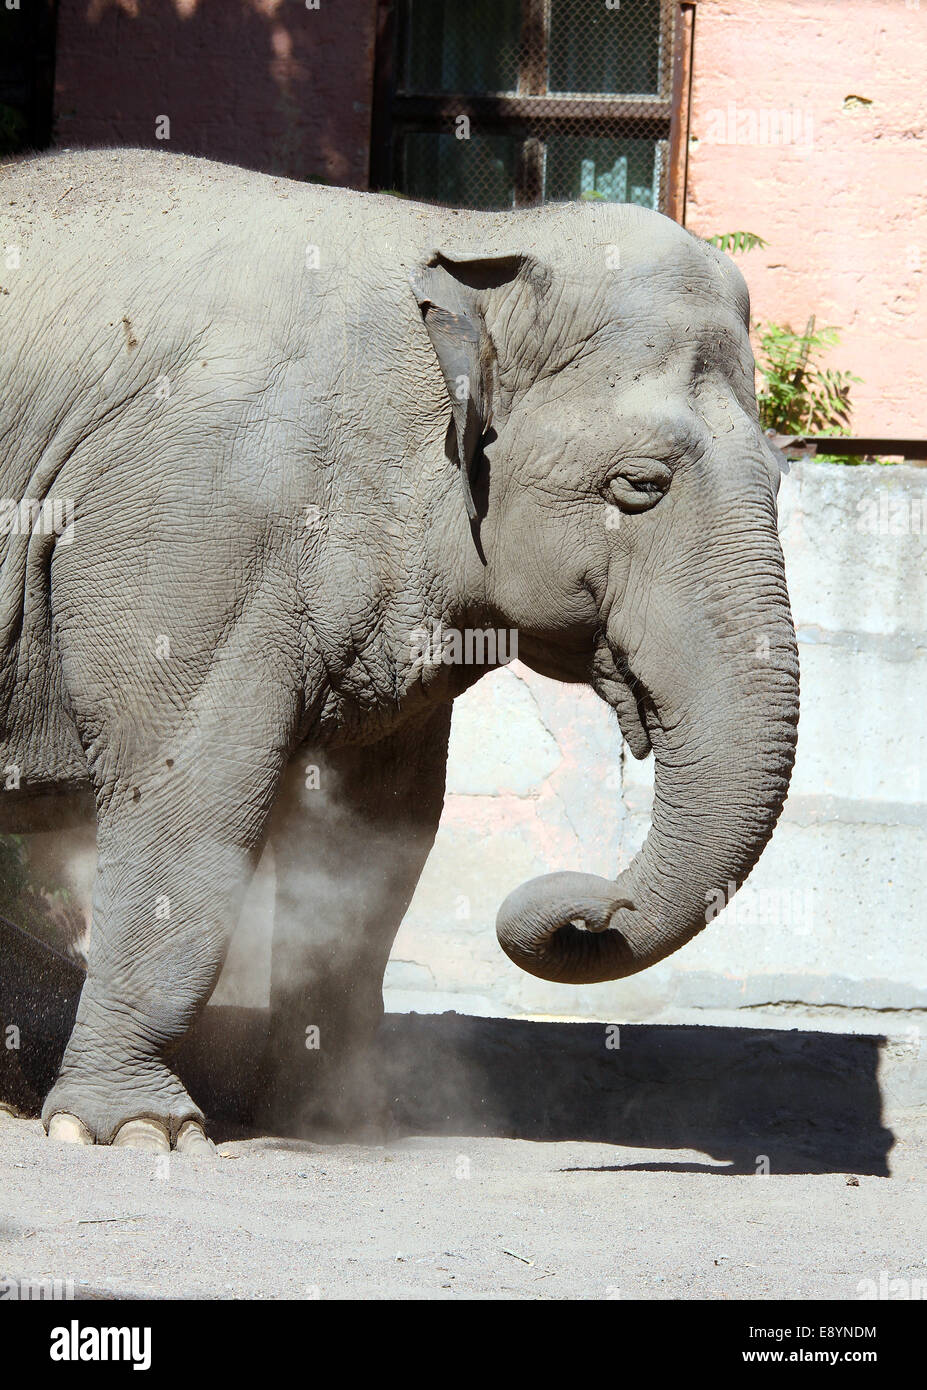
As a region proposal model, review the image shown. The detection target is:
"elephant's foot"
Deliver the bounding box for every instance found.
[47,1113,213,1155]
[42,1062,215,1157]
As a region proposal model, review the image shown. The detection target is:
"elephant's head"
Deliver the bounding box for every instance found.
[411,203,799,985]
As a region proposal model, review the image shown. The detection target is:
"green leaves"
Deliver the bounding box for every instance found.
[754,318,858,431]
[705,231,769,255]
[704,230,868,463]
[754,317,863,461]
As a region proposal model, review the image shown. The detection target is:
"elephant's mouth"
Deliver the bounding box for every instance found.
[615,682,652,759]
[519,631,653,758]
[592,641,653,760]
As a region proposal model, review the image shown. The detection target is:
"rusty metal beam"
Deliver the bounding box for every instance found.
[773,436,927,460]
[392,93,673,127]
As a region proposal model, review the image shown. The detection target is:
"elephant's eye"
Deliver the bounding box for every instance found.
[604,461,672,513]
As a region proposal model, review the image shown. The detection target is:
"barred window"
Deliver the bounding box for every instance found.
[371,0,693,218]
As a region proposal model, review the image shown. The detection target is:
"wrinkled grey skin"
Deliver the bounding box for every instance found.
[0,150,798,1150]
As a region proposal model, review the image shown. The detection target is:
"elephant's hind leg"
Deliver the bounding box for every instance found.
[261,704,453,1137]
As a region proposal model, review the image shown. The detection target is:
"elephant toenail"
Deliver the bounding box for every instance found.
[48,1113,93,1145]
[175,1120,215,1157]
[112,1118,170,1152]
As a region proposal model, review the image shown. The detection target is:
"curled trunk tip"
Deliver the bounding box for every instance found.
[496,871,637,984]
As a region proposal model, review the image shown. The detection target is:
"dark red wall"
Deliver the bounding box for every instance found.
[53,0,378,186]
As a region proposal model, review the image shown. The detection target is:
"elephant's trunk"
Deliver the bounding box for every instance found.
[496,580,799,985]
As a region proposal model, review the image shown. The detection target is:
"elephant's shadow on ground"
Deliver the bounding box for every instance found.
[0,929,893,1176]
[183,1007,893,1176]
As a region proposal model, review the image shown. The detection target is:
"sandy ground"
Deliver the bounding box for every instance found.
[1,1114,925,1301]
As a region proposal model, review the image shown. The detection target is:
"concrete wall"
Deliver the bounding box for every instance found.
[686,0,927,436]
[53,0,378,186]
[373,461,927,1030]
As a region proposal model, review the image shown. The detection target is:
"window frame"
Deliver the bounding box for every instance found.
[369,0,696,220]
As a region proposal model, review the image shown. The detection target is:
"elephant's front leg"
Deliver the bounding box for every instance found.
[43,691,294,1154]
[262,705,452,1136]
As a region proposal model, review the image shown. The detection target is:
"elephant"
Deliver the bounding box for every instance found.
[0,148,798,1153]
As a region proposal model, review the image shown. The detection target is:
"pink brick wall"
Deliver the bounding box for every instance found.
[685,0,927,436]
[51,1,925,435]
[53,0,378,187]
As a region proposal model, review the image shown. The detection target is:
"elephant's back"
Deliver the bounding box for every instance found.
[1,145,327,225]
[0,146,394,253]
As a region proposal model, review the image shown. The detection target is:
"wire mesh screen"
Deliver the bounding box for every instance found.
[548,0,664,96]
[383,0,678,213]
[401,0,523,94]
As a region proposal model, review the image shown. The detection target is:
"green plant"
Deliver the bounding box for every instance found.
[0,835,58,937]
[0,833,83,955]
[705,230,768,255]
[754,317,864,460]
[705,232,873,463]
[0,834,31,902]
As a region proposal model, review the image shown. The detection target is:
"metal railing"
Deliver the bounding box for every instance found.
[770,436,927,463]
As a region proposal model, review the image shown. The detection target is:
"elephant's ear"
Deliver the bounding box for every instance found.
[410,252,526,524]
